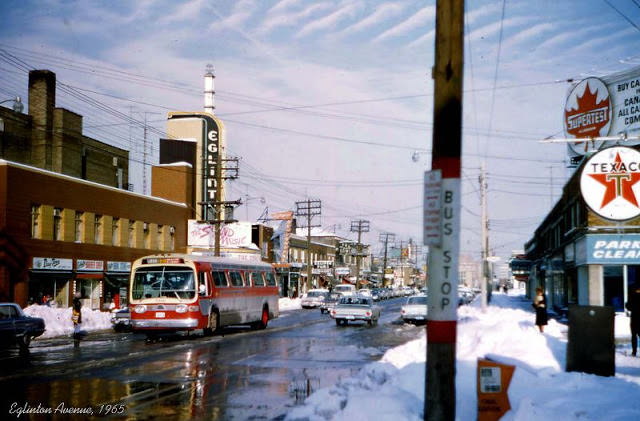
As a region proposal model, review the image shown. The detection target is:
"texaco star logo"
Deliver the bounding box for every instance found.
[580,146,640,220]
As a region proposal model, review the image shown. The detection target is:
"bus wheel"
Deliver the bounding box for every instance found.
[258,307,269,330]
[204,311,218,336]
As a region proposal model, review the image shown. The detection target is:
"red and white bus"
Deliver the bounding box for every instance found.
[128,254,279,334]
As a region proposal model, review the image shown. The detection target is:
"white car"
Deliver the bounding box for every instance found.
[358,288,372,298]
[333,284,356,296]
[401,294,428,324]
[301,289,330,309]
[331,295,381,326]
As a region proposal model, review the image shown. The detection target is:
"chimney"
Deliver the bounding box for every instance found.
[29,70,56,170]
[204,64,215,115]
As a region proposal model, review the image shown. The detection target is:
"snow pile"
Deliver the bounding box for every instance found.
[286,292,640,421]
[279,297,302,312]
[23,305,112,338]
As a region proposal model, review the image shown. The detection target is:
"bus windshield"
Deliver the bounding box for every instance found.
[131,265,196,300]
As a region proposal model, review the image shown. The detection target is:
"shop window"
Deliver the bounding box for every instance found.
[53,208,62,241]
[143,222,150,249]
[94,215,102,244]
[31,205,40,238]
[128,220,135,248]
[112,218,120,246]
[74,211,84,243]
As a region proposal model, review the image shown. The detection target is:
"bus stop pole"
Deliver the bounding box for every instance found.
[425,1,464,420]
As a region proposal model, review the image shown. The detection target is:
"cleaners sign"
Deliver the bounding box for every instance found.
[576,234,640,265]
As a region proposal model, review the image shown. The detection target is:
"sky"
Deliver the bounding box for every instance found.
[24,291,640,420]
[3,0,640,268]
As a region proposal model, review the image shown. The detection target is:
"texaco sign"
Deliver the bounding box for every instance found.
[580,146,640,220]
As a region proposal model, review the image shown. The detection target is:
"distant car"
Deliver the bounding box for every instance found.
[301,289,329,309]
[331,295,381,326]
[0,302,46,352]
[358,288,372,298]
[110,307,131,332]
[370,288,383,301]
[401,295,428,324]
[320,292,343,314]
[333,284,356,296]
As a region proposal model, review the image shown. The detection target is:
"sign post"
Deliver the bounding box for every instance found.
[425,1,464,420]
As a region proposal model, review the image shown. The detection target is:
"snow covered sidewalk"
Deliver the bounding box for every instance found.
[286,292,640,421]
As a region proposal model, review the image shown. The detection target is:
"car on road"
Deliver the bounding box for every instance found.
[0,302,46,352]
[301,289,330,309]
[357,288,372,298]
[331,295,381,326]
[333,284,356,296]
[400,294,428,324]
[110,307,131,332]
[320,292,343,314]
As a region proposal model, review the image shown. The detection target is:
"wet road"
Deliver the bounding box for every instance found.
[0,297,425,420]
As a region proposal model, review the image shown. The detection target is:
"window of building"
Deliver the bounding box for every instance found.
[53,208,62,241]
[31,205,40,239]
[169,226,175,251]
[157,225,163,250]
[112,218,120,246]
[94,215,102,244]
[128,220,135,248]
[143,222,150,249]
[74,211,84,243]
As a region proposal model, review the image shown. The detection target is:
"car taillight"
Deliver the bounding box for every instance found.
[331,310,336,316]
[134,305,147,314]
[401,309,406,314]
[366,311,371,316]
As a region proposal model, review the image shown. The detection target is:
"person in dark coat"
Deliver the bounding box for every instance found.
[72,292,83,347]
[626,283,640,356]
[533,287,548,332]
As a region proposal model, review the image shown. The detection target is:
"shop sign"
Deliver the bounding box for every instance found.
[423,169,443,246]
[77,259,104,271]
[335,267,350,275]
[107,261,131,272]
[188,220,253,248]
[580,146,640,221]
[315,260,333,269]
[33,257,73,271]
[577,234,640,264]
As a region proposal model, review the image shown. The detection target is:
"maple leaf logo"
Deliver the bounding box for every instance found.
[565,81,610,138]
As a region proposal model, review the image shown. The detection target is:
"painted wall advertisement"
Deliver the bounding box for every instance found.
[188,220,253,248]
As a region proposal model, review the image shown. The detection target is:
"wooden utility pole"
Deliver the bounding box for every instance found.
[480,162,488,311]
[295,199,321,292]
[350,220,370,288]
[425,1,464,420]
[379,232,395,286]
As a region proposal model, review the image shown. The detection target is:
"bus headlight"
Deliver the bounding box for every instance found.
[189,305,200,312]
[176,304,188,313]
[134,305,147,314]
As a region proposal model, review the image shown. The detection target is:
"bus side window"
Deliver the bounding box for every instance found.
[229,271,243,287]
[265,271,277,286]
[198,272,207,296]
[252,272,265,287]
[212,271,228,287]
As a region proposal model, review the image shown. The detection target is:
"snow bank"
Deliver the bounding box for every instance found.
[286,292,640,420]
[23,305,112,338]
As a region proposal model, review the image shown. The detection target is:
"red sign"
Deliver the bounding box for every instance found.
[564,77,611,155]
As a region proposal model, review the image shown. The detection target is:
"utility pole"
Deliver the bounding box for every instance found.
[425,1,464,420]
[481,162,489,311]
[379,232,395,286]
[350,220,370,289]
[295,199,321,293]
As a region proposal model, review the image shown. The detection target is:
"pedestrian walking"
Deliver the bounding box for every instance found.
[626,283,640,356]
[532,287,548,333]
[72,292,83,347]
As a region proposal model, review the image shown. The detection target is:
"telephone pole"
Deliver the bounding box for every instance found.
[379,232,395,286]
[480,162,489,311]
[350,220,370,288]
[425,1,464,420]
[296,199,321,292]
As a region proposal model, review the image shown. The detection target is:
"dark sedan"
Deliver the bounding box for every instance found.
[0,303,46,352]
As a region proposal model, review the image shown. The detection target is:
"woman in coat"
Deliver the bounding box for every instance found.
[533,287,548,332]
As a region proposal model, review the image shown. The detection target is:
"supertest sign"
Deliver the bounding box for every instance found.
[576,234,640,265]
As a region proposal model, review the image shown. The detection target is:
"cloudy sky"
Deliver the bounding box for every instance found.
[2,0,640,268]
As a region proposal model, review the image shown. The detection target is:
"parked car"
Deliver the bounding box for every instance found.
[331,295,381,326]
[333,284,356,296]
[401,295,428,324]
[301,289,330,309]
[320,292,343,314]
[0,302,46,352]
[110,307,131,332]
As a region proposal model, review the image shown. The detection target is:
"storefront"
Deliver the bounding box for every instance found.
[105,261,131,309]
[29,257,73,307]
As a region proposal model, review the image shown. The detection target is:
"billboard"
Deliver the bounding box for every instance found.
[188,220,253,248]
[564,66,640,161]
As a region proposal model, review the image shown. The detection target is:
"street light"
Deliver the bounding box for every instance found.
[0,96,24,113]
